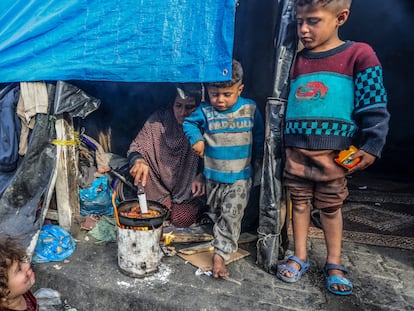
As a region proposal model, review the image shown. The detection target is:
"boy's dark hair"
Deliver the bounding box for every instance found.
[208,59,243,88]
[175,82,203,105]
[0,238,26,305]
[294,0,351,9]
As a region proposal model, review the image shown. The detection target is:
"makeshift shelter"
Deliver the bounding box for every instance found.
[2,0,412,272]
[0,0,291,267]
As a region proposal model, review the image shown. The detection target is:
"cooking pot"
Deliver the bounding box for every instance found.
[116,199,167,228]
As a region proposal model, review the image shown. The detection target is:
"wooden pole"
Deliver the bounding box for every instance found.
[54,112,79,231]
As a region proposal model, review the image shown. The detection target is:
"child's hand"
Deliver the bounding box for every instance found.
[191,173,206,197]
[192,141,205,157]
[348,149,376,173]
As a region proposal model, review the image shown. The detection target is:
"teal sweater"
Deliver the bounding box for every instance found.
[285,41,390,157]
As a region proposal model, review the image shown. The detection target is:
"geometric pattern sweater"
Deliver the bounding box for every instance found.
[183,97,264,183]
[285,41,390,157]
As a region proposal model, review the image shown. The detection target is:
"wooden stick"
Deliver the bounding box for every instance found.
[170,233,213,243]
[223,276,242,286]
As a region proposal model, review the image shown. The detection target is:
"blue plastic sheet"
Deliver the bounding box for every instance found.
[32,224,76,264]
[0,0,235,83]
[79,175,114,216]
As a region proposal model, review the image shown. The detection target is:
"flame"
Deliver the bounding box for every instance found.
[162,232,175,245]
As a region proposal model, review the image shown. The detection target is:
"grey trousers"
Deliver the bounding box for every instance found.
[206,179,252,260]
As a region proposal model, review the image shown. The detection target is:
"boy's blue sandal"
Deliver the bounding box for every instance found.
[276,255,310,283]
[322,264,353,296]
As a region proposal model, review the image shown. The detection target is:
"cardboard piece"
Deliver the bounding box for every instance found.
[178,248,250,272]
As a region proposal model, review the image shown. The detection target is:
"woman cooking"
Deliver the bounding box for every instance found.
[127,84,206,227]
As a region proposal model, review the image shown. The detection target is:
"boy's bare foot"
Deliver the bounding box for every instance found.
[212,253,228,279]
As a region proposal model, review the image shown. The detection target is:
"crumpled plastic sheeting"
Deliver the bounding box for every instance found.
[257,0,297,274]
[79,175,114,216]
[0,82,102,251]
[88,216,117,243]
[34,288,63,311]
[53,81,100,118]
[0,0,235,83]
[32,224,76,264]
[0,84,56,250]
[34,287,79,311]
[257,99,288,274]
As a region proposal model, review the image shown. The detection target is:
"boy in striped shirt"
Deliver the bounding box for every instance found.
[183,60,264,279]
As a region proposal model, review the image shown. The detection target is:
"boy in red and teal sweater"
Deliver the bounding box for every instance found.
[276,0,390,296]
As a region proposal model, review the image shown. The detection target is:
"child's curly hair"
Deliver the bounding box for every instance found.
[0,238,26,305]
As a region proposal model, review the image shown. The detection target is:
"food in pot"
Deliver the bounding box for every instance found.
[120,204,161,219]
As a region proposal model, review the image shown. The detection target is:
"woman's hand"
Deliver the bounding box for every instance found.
[129,158,149,186]
[192,141,205,157]
[347,149,376,174]
[191,173,206,197]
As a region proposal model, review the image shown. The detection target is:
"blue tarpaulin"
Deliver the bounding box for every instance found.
[0,0,235,82]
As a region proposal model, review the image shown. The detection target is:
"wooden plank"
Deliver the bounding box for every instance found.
[169,232,213,243]
[45,209,59,221]
[54,113,79,231]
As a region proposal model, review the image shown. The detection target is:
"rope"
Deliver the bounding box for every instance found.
[51,131,80,146]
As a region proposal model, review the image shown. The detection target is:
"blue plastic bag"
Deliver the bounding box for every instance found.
[32,224,76,264]
[79,175,114,216]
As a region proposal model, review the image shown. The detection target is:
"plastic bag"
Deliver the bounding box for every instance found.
[34,288,62,310]
[79,175,114,216]
[33,288,78,311]
[88,215,117,243]
[32,224,76,264]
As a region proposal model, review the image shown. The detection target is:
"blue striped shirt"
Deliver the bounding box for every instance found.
[183,97,264,183]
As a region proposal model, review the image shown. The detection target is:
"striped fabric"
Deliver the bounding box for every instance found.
[183,97,264,183]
